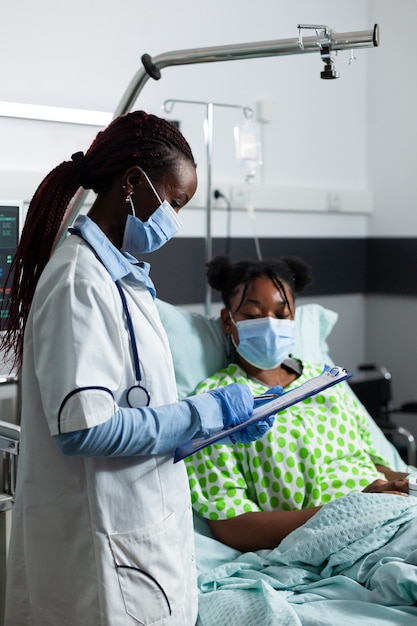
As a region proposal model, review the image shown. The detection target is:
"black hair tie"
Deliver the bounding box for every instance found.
[71,151,92,190]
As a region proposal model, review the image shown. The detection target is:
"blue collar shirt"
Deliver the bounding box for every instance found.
[71,214,156,298]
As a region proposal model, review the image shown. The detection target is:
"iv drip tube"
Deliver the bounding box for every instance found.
[54,24,379,249]
[161,99,253,315]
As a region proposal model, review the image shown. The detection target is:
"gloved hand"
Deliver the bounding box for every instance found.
[229,414,275,444]
[207,383,253,429]
[207,383,274,445]
[266,384,284,396]
[254,384,284,407]
[234,384,284,444]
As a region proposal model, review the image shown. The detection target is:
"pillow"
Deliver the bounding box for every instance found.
[292,303,338,366]
[156,299,229,400]
[156,299,338,400]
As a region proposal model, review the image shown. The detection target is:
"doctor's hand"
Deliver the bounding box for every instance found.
[266,384,284,396]
[207,383,274,444]
[253,385,284,407]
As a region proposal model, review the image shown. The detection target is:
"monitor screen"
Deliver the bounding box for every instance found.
[0,203,22,331]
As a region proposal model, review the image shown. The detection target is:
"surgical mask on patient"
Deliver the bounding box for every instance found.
[122,171,182,255]
[230,315,296,370]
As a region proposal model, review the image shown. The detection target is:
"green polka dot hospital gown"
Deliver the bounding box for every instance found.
[185,362,391,521]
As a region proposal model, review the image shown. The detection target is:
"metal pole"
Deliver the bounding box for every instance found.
[115,26,378,117]
[162,99,253,315]
[205,103,213,316]
[53,24,379,248]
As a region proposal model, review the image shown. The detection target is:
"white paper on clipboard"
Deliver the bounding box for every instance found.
[174,364,353,463]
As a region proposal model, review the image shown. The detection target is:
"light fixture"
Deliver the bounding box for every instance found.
[0,101,112,126]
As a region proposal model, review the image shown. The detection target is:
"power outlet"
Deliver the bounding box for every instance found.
[327,192,342,211]
[229,184,248,208]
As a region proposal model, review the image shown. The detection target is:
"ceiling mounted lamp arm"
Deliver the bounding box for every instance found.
[54,24,379,250]
[114,25,378,116]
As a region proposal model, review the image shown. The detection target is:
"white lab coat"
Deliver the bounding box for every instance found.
[5,235,198,625]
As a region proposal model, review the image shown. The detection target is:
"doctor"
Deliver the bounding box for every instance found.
[0,111,273,625]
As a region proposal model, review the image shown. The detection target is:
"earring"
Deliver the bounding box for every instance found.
[123,185,131,202]
[126,193,136,217]
[122,184,136,215]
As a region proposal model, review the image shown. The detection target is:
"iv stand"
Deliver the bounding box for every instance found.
[54,24,379,252]
[162,99,253,315]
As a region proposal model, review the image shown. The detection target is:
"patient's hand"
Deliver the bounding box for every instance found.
[374,464,409,481]
[362,477,409,496]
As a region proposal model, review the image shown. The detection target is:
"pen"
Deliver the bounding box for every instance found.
[253,393,280,403]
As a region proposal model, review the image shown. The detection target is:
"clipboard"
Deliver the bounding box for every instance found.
[174,364,353,463]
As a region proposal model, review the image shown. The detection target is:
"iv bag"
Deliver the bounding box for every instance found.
[234,118,263,176]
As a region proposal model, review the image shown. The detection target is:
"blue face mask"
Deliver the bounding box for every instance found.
[230,315,296,370]
[121,171,182,255]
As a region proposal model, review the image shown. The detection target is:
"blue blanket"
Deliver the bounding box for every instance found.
[195,492,417,626]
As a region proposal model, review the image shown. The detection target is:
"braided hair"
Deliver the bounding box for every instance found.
[1,110,196,370]
[206,255,313,315]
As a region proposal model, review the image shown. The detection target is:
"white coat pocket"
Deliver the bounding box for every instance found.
[109,513,185,625]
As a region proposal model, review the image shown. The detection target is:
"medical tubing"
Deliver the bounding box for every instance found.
[245,178,263,261]
[114,280,142,382]
[53,393,228,457]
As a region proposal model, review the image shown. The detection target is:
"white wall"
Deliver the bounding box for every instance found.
[365,0,417,407]
[368,0,417,237]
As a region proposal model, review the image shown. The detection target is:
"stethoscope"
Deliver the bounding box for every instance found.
[70,228,151,408]
[114,280,151,407]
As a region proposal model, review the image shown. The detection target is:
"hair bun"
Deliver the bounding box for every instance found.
[281,256,313,292]
[206,255,231,291]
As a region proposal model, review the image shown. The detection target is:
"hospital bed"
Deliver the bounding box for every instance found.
[156,298,417,626]
[0,301,416,625]
[349,364,417,465]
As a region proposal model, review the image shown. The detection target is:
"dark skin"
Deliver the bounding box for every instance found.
[87,157,198,250]
[208,275,409,552]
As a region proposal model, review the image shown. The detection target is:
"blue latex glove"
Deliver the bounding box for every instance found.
[229,415,275,444]
[207,383,253,429]
[254,384,284,407]
[236,384,284,445]
[266,384,284,396]
[207,383,274,445]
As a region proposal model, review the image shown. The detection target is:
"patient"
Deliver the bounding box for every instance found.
[185,255,409,552]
